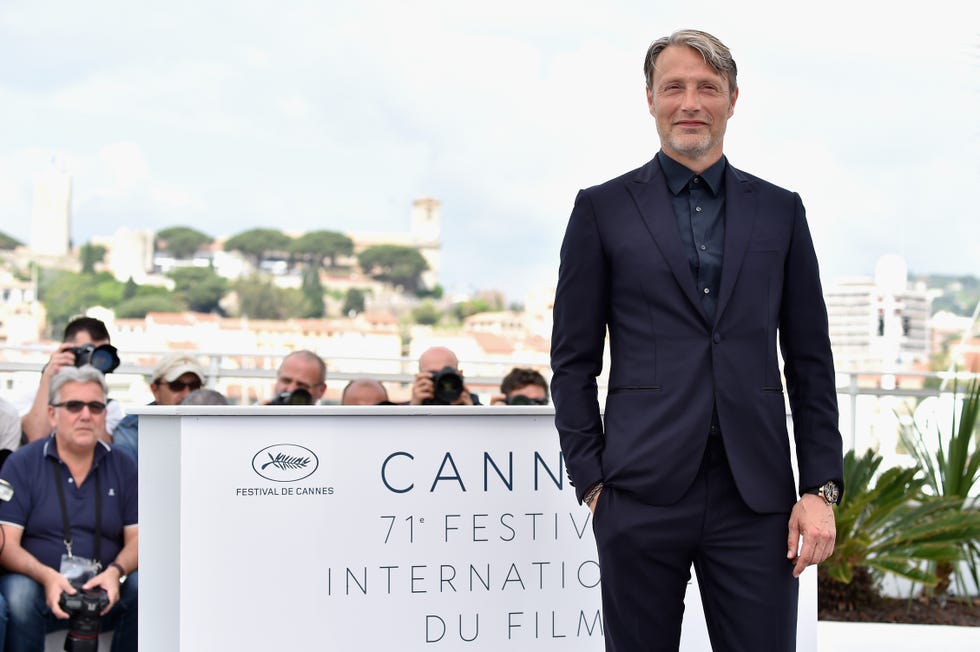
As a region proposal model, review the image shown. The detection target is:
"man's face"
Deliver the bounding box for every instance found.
[49,381,106,453]
[507,384,548,404]
[275,355,326,401]
[647,44,737,170]
[151,372,203,406]
[66,331,109,349]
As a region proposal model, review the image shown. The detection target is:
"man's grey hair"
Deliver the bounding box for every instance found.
[180,388,229,406]
[49,365,108,405]
[644,29,737,94]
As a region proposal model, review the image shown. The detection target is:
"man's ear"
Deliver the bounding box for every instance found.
[727,87,739,117]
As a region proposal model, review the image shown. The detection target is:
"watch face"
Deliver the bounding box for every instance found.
[822,481,840,504]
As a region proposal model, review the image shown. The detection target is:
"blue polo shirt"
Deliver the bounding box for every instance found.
[0,436,138,571]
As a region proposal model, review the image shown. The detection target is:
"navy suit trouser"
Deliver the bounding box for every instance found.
[592,438,798,652]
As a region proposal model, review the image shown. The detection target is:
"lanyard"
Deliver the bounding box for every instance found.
[49,457,102,564]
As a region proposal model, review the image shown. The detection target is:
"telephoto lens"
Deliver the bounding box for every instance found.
[269,388,314,405]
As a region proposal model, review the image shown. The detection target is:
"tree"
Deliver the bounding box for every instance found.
[289,230,354,269]
[357,245,429,292]
[223,229,292,265]
[123,276,138,300]
[114,294,184,318]
[300,266,325,318]
[156,226,213,259]
[0,230,22,250]
[79,243,107,274]
[232,276,313,320]
[168,267,228,314]
[410,300,442,325]
[342,288,367,316]
[39,270,123,334]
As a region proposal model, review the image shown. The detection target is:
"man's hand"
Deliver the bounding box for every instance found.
[42,569,75,620]
[83,567,122,615]
[410,372,434,405]
[44,343,79,381]
[587,487,602,515]
[455,386,475,406]
[787,493,836,577]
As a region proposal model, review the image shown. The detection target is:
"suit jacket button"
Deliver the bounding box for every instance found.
[712,333,721,344]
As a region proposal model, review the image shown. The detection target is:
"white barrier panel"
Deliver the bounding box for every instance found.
[138,406,816,651]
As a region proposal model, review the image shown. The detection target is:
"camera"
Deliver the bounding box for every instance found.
[269,388,314,405]
[59,585,110,652]
[70,344,120,374]
[424,366,464,405]
[505,395,548,406]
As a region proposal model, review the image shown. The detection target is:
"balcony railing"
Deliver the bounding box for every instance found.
[1,345,975,457]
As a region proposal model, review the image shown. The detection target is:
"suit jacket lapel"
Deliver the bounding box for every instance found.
[715,165,758,323]
[627,157,708,322]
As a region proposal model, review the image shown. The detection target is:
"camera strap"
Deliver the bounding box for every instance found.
[49,458,102,565]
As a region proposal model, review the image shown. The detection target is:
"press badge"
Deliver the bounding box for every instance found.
[60,555,101,584]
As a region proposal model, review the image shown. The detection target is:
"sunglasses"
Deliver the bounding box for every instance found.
[51,401,107,415]
[166,379,203,392]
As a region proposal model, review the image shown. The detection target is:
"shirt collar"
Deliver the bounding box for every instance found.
[657,150,727,197]
[43,434,111,467]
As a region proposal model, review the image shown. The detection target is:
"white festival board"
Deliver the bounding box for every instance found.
[138,407,816,651]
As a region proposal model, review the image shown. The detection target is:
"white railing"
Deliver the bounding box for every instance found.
[1,346,976,451]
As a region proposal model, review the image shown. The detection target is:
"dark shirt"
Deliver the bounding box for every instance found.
[658,151,727,322]
[0,436,138,571]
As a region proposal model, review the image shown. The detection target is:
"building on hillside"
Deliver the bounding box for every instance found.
[93,227,156,283]
[349,197,442,290]
[112,311,404,403]
[30,158,72,258]
[824,255,931,372]
[0,269,43,345]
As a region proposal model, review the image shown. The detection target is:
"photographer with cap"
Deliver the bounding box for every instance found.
[266,350,327,406]
[490,367,549,406]
[112,352,207,461]
[0,365,138,652]
[409,347,481,406]
[20,317,123,444]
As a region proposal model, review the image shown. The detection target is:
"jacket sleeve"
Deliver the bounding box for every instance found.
[778,194,845,498]
[551,189,609,502]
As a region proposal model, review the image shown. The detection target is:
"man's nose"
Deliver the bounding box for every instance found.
[680,87,701,111]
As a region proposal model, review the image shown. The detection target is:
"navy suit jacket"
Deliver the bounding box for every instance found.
[551,156,843,513]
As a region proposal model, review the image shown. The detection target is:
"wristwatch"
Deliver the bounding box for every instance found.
[806,481,840,505]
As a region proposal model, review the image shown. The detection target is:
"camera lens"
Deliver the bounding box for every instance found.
[271,389,314,405]
[431,367,463,404]
[89,347,118,373]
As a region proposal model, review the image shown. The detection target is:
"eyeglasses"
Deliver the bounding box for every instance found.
[166,379,203,393]
[51,401,107,415]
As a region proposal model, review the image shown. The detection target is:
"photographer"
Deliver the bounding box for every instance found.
[341,379,390,406]
[266,350,327,405]
[20,317,123,444]
[0,365,138,652]
[113,352,207,461]
[490,367,550,406]
[409,347,481,406]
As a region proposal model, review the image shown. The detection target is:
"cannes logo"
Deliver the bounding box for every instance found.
[251,444,319,482]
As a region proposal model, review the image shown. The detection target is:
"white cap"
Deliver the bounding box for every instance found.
[152,353,206,384]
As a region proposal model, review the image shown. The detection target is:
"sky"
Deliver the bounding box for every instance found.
[1,0,977,303]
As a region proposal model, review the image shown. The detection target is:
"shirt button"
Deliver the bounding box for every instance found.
[693,177,701,184]
[695,206,702,212]
[699,244,707,251]
[703,288,710,294]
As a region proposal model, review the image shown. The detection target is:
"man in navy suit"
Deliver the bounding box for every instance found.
[551,29,843,651]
